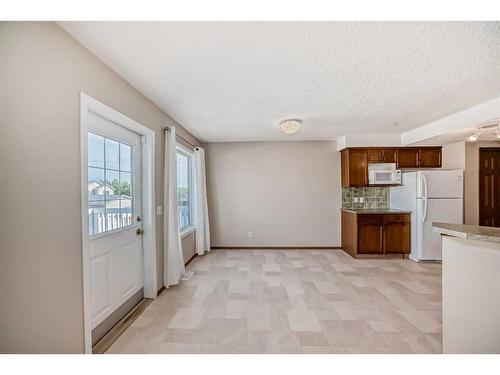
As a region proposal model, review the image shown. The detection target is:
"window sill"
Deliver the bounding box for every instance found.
[180,225,195,239]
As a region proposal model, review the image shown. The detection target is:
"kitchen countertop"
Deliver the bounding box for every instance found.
[432,222,500,244]
[341,208,412,214]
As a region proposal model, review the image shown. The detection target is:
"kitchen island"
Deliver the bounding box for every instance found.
[433,222,500,354]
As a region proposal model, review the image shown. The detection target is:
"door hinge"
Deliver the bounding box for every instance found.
[140,135,146,144]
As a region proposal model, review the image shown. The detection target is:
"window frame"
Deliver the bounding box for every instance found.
[176,142,195,238]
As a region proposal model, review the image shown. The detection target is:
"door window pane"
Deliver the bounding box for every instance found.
[105,138,120,170]
[88,200,106,235]
[88,133,104,168]
[87,132,135,236]
[120,172,133,226]
[88,167,105,196]
[120,143,132,172]
[177,150,191,230]
[105,170,120,195]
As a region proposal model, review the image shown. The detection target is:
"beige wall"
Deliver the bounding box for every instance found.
[205,141,341,247]
[442,141,466,170]
[464,141,500,225]
[0,22,200,353]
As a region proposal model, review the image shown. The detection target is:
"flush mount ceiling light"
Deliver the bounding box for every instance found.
[466,120,500,142]
[280,119,302,134]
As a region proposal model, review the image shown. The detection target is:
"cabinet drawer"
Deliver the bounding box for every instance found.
[357,214,384,224]
[383,214,410,223]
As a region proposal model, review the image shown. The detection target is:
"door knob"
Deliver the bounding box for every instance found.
[136,228,144,235]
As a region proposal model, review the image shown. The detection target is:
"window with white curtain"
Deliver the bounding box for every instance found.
[176,145,194,232]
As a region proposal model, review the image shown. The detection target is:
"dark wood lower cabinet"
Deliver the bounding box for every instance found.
[341,211,411,257]
[357,217,383,254]
[383,221,410,254]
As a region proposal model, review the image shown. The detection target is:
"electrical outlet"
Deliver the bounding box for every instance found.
[248,231,255,239]
[359,197,364,203]
[353,197,359,203]
[156,206,163,215]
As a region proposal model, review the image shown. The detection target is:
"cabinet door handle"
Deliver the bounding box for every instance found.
[380,225,384,251]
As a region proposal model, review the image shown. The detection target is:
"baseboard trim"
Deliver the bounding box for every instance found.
[92,297,153,354]
[156,285,166,297]
[211,246,342,250]
[354,253,409,259]
[185,253,197,266]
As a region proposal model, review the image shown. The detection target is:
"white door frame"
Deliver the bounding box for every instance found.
[80,92,157,353]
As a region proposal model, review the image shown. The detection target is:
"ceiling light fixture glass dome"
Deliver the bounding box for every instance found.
[280,119,302,134]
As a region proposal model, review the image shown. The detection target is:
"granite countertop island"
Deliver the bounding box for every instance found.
[342,208,412,214]
[433,221,500,354]
[432,222,500,244]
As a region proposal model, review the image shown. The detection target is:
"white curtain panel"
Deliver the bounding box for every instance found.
[194,147,211,255]
[163,126,185,287]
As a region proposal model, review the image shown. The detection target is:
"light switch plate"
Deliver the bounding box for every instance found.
[156,206,163,215]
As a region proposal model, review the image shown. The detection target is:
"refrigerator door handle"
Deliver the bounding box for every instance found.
[422,173,428,200]
[422,198,428,223]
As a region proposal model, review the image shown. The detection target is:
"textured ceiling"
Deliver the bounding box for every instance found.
[59,22,500,142]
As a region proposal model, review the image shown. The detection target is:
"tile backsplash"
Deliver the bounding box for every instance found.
[342,187,389,209]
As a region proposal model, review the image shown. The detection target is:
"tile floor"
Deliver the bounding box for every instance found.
[107,250,442,354]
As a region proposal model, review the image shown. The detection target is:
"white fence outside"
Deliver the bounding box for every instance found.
[89,205,189,235]
[89,212,133,235]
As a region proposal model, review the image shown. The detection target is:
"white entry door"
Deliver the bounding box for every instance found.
[87,112,144,329]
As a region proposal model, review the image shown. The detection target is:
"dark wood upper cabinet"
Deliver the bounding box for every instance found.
[397,148,420,168]
[341,147,442,187]
[367,149,384,163]
[382,149,398,163]
[419,147,442,168]
[341,149,368,187]
[367,148,398,163]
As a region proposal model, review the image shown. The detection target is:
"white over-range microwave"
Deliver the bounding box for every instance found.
[368,163,401,185]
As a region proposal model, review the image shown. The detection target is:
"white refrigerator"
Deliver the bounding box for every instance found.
[390,170,464,261]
